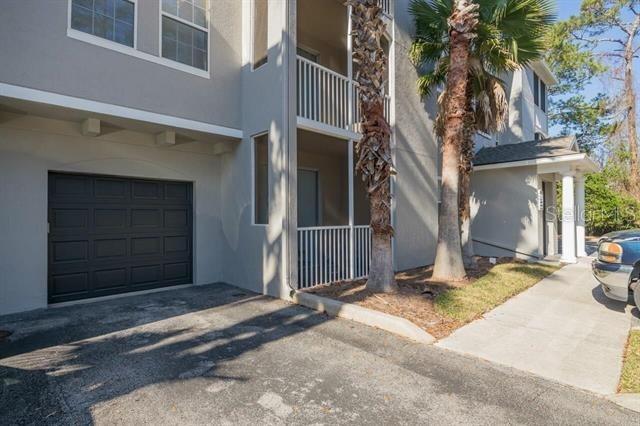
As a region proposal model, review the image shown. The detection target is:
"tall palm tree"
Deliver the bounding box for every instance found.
[349,0,397,292]
[410,0,555,278]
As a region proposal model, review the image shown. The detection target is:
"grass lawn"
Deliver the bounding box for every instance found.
[619,330,640,393]
[309,258,560,338]
[434,262,560,323]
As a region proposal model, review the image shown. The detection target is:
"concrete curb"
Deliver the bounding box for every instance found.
[291,291,436,345]
[606,394,640,413]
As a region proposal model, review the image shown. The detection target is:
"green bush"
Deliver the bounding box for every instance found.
[585,172,640,235]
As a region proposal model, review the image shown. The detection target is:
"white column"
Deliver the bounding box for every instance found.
[575,174,587,257]
[561,173,577,263]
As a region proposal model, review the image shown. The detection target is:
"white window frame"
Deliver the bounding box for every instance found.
[250,0,268,71]
[66,0,210,79]
[159,0,211,75]
[251,131,270,226]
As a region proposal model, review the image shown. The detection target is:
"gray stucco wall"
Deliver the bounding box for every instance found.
[0,113,225,315]
[471,166,542,259]
[217,0,295,297]
[0,0,241,129]
[391,0,439,271]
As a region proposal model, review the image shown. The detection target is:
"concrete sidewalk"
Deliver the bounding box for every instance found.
[437,258,634,395]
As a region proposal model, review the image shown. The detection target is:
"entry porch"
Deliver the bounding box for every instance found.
[471,136,599,263]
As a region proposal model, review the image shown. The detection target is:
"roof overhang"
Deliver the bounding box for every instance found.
[0,82,243,141]
[530,60,558,86]
[473,152,600,175]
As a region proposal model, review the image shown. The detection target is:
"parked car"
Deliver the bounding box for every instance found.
[592,230,640,308]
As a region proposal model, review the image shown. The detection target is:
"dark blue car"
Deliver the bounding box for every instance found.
[592,230,640,308]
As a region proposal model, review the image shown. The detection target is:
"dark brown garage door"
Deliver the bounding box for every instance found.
[48,172,193,303]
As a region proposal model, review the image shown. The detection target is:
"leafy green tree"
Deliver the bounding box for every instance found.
[409,0,554,276]
[547,0,640,196]
[585,170,640,234]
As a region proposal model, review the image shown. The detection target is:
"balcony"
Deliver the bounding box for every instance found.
[296,56,390,136]
[296,0,390,137]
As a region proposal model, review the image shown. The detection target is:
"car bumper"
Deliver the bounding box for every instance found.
[591,260,633,302]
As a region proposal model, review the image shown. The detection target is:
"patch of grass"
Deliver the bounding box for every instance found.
[434,262,560,324]
[619,330,640,393]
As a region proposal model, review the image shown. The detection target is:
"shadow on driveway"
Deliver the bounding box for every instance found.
[0,283,329,425]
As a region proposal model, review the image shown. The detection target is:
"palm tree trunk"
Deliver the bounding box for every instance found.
[432,0,478,281]
[460,81,476,268]
[349,0,397,292]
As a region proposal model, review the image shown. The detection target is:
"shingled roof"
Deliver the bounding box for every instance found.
[473,136,579,166]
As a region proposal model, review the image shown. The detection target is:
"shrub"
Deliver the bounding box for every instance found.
[585,172,640,235]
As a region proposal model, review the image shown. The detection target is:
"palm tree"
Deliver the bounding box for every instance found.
[410,0,555,278]
[349,0,397,292]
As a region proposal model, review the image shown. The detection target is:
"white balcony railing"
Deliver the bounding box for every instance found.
[297,56,352,131]
[297,56,391,134]
[297,225,372,288]
[379,0,391,15]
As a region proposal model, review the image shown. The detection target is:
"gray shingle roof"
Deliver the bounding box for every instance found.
[473,136,579,166]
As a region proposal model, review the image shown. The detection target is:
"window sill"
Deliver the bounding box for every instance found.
[66,28,211,79]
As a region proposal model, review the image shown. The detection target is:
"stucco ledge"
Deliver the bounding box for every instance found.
[289,291,436,345]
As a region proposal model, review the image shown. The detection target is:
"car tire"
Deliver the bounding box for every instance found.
[635,286,640,309]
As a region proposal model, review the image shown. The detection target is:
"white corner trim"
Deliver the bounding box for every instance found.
[0,82,243,139]
[473,153,599,172]
[66,28,211,79]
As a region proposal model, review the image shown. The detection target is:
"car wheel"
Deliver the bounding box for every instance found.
[635,286,640,309]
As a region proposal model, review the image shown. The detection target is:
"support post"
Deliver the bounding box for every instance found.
[346,3,354,131]
[561,173,577,263]
[348,139,355,279]
[575,174,587,257]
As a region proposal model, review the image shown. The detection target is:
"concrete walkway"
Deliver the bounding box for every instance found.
[437,258,634,395]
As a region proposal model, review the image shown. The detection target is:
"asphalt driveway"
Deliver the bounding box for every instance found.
[1,284,638,425]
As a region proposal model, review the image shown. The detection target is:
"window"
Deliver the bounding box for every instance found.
[70,0,135,47]
[533,72,547,112]
[253,133,269,225]
[161,0,209,71]
[252,0,268,69]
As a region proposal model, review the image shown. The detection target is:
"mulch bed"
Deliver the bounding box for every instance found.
[306,257,519,339]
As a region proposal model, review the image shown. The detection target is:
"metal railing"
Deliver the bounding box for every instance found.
[297,56,391,133]
[297,56,352,131]
[378,0,391,16]
[297,225,372,288]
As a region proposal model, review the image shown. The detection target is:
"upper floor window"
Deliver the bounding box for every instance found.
[533,72,546,113]
[71,0,135,47]
[252,0,268,69]
[161,0,209,71]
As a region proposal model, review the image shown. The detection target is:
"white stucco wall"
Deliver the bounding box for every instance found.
[470,166,542,259]
[0,113,228,315]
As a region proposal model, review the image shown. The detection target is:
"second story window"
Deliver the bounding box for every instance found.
[252,0,268,69]
[71,0,135,47]
[161,0,209,71]
[533,72,547,113]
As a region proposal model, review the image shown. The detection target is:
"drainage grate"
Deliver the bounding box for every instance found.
[0,330,12,341]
